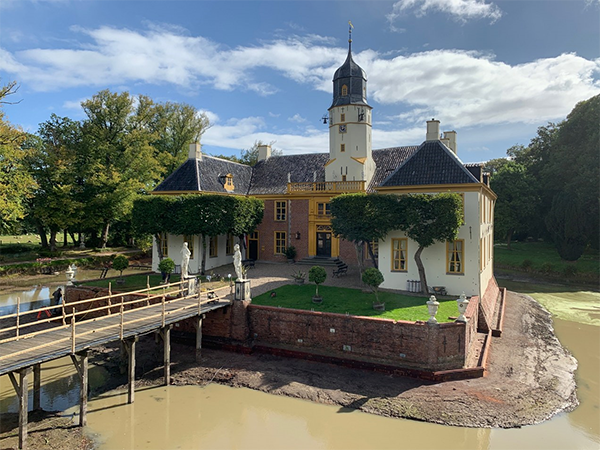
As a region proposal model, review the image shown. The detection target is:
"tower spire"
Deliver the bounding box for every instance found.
[348,20,353,52]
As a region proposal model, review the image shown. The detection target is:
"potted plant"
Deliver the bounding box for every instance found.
[291,270,306,284]
[112,255,129,284]
[362,267,385,311]
[308,265,326,303]
[158,258,175,284]
[284,246,297,263]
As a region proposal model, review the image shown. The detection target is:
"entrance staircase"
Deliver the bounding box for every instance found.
[295,256,345,268]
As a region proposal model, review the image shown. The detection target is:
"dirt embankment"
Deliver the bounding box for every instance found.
[0,290,578,449]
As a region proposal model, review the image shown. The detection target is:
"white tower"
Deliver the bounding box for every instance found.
[326,27,374,187]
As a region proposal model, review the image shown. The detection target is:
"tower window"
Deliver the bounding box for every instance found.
[341,85,348,96]
[340,113,345,122]
[341,144,345,152]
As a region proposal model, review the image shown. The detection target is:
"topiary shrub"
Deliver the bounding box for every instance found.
[362,268,385,306]
[158,258,175,283]
[308,265,327,299]
[112,255,129,281]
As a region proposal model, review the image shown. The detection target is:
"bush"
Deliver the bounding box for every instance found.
[158,258,175,275]
[308,265,327,297]
[362,268,384,304]
[112,255,129,278]
[540,262,554,274]
[284,246,297,260]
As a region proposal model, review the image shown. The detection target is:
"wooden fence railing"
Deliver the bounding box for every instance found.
[0,278,232,361]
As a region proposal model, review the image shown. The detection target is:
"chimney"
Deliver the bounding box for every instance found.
[258,144,272,162]
[426,119,440,141]
[188,142,202,160]
[443,131,457,154]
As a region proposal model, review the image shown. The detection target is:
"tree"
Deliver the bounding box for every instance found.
[545,192,591,261]
[330,193,399,271]
[490,162,539,248]
[112,254,129,281]
[401,193,464,295]
[131,195,177,260]
[0,81,36,232]
[308,265,327,298]
[239,140,282,166]
[362,268,384,306]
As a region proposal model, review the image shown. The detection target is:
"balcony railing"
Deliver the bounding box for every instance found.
[287,181,365,194]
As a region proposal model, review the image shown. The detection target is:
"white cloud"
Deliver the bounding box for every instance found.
[387,0,503,23]
[288,113,307,123]
[62,97,87,110]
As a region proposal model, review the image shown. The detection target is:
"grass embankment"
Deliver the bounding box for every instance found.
[494,241,598,284]
[253,284,456,323]
[79,273,231,292]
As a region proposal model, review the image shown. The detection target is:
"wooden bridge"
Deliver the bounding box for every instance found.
[0,278,233,449]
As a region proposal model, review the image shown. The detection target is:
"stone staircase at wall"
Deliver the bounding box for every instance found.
[294,256,345,267]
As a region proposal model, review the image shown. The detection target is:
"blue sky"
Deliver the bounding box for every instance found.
[1,0,598,163]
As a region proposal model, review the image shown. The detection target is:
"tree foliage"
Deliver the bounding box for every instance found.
[308,265,327,297]
[239,140,282,166]
[362,267,384,304]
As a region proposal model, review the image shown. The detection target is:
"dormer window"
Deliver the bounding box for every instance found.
[341,85,348,96]
[223,173,234,191]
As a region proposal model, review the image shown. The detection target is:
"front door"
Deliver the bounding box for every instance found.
[316,232,332,257]
[248,232,259,260]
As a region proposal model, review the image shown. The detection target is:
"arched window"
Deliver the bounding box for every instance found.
[341,85,348,96]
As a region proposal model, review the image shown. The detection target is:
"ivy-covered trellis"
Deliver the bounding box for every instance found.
[132,194,264,274]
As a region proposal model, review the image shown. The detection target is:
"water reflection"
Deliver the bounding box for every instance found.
[0,285,64,315]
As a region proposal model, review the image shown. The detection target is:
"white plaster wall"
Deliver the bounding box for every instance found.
[379,191,482,297]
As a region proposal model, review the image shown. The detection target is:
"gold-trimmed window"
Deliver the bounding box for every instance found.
[226,233,234,255]
[159,232,168,257]
[341,85,348,96]
[340,143,345,153]
[209,236,218,258]
[274,231,287,255]
[275,201,287,221]
[340,113,346,122]
[224,174,234,191]
[183,235,194,259]
[317,202,330,216]
[391,238,407,271]
[447,240,464,274]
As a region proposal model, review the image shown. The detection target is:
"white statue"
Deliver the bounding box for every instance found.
[233,244,244,280]
[181,242,191,279]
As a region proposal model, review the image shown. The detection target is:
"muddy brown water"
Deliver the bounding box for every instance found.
[1,283,598,449]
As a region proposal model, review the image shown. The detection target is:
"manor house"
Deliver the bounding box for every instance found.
[151,38,497,299]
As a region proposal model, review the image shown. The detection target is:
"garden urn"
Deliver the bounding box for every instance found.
[456,292,469,323]
[65,266,75,285]
[427,295,439,324]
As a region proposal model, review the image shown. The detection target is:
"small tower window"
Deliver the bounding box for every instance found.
[340,144,345,153]
[341,85,348,96]
[340,113,346,122]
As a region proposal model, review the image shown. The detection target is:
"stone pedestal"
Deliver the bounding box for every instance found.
[235,279,251,301]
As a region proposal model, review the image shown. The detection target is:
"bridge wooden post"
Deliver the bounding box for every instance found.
[124,336,138,404]
[70,350,88,427]
[160,325,172,385]
[16,296,20,338]
[8,367,30,449]
[33,364,41,411]
[194,315,205,362]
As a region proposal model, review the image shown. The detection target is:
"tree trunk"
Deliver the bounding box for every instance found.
[63,230,68,247]
[100,222,110,249]
[49,230,57,253]
[506,230,513,250]
[155,233,164,261]
[414,246,429,295]
[354,240,365,277]
[69,231,77,246]
[201,235,207,275]
[37,224,48,249]
[366,241,378,268]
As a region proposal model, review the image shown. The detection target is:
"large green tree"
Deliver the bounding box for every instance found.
[490,162,539,249]
[0,81,36,232]
[401,193,464,295]
[330,193,400,271]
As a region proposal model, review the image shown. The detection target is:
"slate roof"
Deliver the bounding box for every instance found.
[154,155,252,195]
[248,153,330,195]
[381,141,480,187]
[369,146,419,191]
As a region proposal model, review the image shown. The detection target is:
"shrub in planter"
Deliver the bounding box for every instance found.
[284,246,297,262]
[158,258,175,283]
[308,265,326,302]
[291,270,306,284]
[112,255,129,282]
[362,267,385,311]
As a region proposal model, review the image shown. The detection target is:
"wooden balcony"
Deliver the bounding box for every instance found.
[287,181,365,194]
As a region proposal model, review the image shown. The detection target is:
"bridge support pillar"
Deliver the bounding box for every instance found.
[9,367,30,449]
[33,364,41,411]
[160,325,173,386]
[70,350,88,427]
[194,315,205,362]
[124,337,138,404]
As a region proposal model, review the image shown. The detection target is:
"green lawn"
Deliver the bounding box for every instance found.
[252,284,458,323]
[494,241,598,281]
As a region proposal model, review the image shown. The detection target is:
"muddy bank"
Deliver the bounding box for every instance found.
[0,290,578,448]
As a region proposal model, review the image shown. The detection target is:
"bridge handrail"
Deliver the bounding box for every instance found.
[0,281,233,350]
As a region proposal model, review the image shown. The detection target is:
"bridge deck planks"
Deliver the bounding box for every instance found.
[0,296,230,375]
